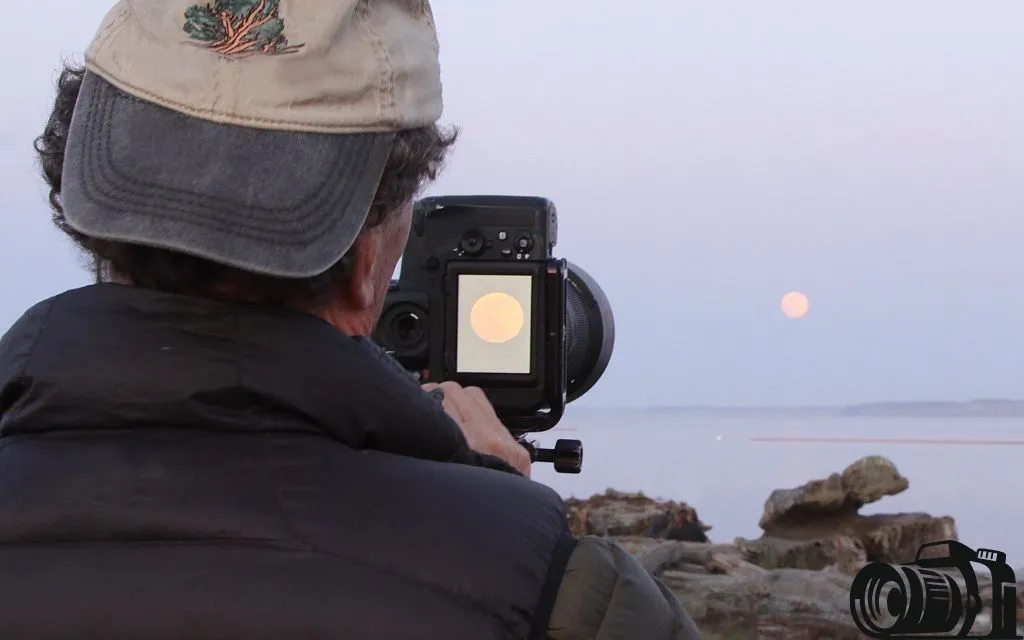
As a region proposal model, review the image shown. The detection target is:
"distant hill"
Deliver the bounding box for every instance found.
[838,399,1024,417]
[585,399,1024,417]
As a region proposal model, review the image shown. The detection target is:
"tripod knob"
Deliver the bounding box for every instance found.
[553,439,583,474]
[530,438,583,474]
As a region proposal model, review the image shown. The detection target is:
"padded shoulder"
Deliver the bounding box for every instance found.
[545,536,704,640]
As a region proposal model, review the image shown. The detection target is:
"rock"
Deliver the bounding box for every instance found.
[564,489,711,540]
[759,456,909,530]
[632,542,864,638]
[634,540,759,578]
[735,535,867,575]
[759,473,849,531]
[650,515,712,542]
[745,456,951,577]
[841,455,910,504]
[613,535,672,558]
[737,512,959,575]
[858,512,958,563]
[664,563,864,640]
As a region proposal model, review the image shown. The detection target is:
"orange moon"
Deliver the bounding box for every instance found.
[470,292,525,343]
[780,291,810,319]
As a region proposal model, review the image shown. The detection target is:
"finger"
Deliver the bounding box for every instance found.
[460,386,512,457]
[462,386,499,421]
[438,381,467,425]
[441,394,466,426]
[438,381,463,395]
[455,385,494,427]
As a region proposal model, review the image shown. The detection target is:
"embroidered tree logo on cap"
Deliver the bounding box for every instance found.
[184,0,305,57]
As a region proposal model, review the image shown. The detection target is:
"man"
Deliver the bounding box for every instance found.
[0,1,703,638]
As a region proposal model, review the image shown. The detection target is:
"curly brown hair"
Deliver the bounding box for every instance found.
[35,62,458,308]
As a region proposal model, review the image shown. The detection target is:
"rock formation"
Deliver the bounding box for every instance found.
[564,489,711,541]
[564,455,1023,640]
[740,455,957,574]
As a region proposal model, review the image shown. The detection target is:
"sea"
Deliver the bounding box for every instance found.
[530,408,1024,564]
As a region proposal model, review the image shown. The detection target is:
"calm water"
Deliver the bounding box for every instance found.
[532,408,1024,563]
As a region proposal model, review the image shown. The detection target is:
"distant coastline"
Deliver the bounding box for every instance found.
[575,399,1024,418]
[836,399,1024,417]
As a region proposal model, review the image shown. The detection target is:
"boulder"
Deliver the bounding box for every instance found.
[736,512,959,574]
[636,541,864,640]
[857,512,958,563]
[740,456,955,577]
[841,455,910,504]
[564,489,711,541]
[735,534,867,575]
[759,455,909,531]
[628,538,757,578]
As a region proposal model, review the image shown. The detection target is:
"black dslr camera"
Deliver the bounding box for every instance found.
[850,540,1021,639]
[372,196,615,473]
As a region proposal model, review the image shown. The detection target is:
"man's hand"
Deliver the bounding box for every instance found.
[422,381,532,477]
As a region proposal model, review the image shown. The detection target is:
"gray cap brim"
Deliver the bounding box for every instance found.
[61,72,395,279]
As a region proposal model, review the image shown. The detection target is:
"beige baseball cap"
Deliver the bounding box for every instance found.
[61,0,443,278]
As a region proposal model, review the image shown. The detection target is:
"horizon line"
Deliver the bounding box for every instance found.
[570,398,1024,411]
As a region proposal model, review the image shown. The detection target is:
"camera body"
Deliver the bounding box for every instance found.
[374,195,568,435]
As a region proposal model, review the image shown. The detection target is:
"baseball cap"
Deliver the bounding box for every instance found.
[61,0,443,278]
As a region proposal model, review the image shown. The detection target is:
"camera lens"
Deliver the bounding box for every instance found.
[390,311,424,347]
[459,230,485,256]
[564,262,615,402]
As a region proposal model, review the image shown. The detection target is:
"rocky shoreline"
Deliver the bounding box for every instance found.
[565,456,1024,639]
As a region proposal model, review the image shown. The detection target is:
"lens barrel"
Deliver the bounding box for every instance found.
[564,262,615,402]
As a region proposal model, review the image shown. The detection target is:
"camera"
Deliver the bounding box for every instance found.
[849,540,1021,639]
[372,195,615,473]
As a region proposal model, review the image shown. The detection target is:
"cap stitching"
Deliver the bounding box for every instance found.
[89,83,352,219]
[77,78,385,240]
[70,83,392,276]
[84,62,399,133]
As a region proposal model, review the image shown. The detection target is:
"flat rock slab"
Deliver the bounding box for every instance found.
[760,455,910,530]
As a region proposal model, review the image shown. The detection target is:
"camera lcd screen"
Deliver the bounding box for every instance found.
[455,274,533,375]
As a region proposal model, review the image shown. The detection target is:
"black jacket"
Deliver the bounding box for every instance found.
[0,284,701,640]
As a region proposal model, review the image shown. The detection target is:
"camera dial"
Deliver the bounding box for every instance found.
[390,311,425,347]
[459,230,486,256]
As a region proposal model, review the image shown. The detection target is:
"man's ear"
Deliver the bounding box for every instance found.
[346,233,379,311]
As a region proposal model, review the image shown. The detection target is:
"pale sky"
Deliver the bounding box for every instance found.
[4,1,1024,408]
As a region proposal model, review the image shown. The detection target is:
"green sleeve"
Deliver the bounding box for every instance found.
[546,536,704,640]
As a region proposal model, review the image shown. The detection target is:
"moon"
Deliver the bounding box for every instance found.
[470,292,525,343]
[780,291,810,319]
